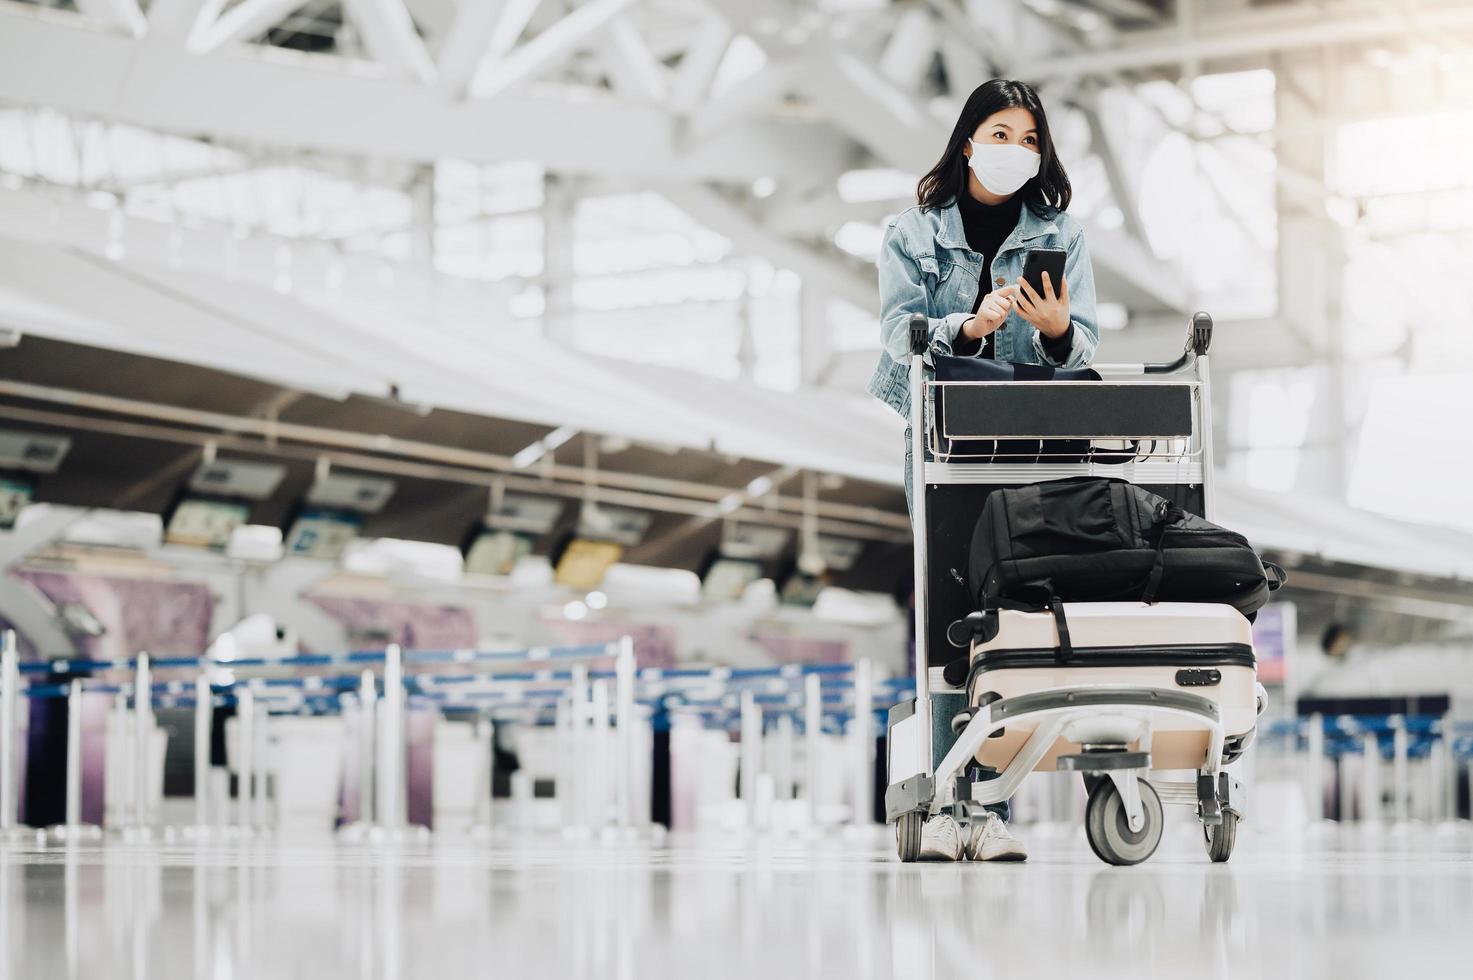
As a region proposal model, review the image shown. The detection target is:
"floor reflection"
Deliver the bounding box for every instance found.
[0,824,1471,979]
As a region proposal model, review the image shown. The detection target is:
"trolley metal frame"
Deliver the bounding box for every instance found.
[888,311,1251,865]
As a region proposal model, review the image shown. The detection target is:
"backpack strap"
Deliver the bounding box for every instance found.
[1048,595,1074,664]
[1140,500,1186,606]
[1263,561,1288,592]
[988,580,1074,664]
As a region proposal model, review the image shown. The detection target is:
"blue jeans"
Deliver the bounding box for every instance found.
[905,427,1011,823]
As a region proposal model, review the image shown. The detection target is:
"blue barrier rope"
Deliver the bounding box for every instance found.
[12,660,906,700]
[1260,714,1473,760]
[16,642,624,676]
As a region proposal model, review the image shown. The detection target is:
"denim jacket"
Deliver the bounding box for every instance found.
[866,200,1099,420]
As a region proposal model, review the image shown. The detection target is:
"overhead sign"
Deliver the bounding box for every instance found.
[0,430,70,474]
[306,473,396,514]
[576,504,651,548]
[188,459,286,501]
[719,524,790,561]
[486,494,564,535]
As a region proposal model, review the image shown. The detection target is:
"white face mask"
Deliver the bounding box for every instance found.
[966,140,1041,196]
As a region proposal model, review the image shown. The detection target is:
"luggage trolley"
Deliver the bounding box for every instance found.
[886,312,1265,866]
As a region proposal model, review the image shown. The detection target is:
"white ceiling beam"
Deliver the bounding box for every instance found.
[1069,0,1164,22]
[602,17,669,103]
[435,0,542,100]
[1028,1,1473,80]
[144,0,228,44]
[469,0,637,100]
[935,31,988,110]
[0,10,853,182]
[73,0,148,37]
[682,62,798,145]
[688,0,783,33]
[659,182,878,315]
[484,0,542,58]
[804,47,946,171]
[403,0,460,44]
[1077,90,1147,242]
[924,0,1008,74]
[188,0,312,54]
[668,15,731,114]
[341,0,438,81]
[878,4,938,92]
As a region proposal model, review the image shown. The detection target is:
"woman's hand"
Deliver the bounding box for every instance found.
[961,285,1017,341]
[1015,271,1070,338]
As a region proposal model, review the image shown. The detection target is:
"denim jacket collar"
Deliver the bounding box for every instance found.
[932,199,1060,254]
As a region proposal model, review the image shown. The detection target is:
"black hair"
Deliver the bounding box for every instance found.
[916,78,1071,214]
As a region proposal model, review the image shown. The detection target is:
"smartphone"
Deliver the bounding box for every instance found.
[1022,248,1067,299]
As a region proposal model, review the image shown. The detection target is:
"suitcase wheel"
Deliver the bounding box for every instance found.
[1084,777,1163,867]
[896,811,923,863]
[1203,810,1238,863]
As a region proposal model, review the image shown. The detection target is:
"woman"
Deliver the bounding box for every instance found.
[868,79,1099,862]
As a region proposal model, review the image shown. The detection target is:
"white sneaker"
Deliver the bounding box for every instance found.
[965,813,1029,862]
[917,814,964,861]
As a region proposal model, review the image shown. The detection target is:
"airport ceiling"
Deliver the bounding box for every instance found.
[2,0,1470,333]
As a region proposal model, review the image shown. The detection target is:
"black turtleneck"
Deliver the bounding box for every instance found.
[953,193,1073,361]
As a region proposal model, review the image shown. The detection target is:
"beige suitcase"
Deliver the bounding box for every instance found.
[963,601,1261,773]
[901,599,1267,865]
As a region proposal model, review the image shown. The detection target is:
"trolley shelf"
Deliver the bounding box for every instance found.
[937,380,1196,440]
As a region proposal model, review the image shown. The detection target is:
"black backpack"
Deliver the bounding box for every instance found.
[966,477,1285,626]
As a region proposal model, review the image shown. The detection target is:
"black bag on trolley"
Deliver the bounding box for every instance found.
[966,477,1285,625]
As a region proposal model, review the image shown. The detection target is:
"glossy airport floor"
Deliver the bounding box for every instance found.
[2,822,1471,979]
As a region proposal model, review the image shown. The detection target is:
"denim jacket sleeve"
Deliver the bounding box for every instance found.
[877,218,972,367]
[1030,222,1099,369]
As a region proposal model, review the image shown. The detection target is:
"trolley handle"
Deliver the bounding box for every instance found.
[908,313,928,356]
[911,310,1211,373]
[1096,312,1213,376]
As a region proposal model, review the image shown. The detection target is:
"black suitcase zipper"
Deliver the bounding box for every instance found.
[970,642,1256,672]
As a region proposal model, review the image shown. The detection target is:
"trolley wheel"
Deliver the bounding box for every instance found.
[1084,777,1163,867]
[1203,810,1238,863]
[896,811,923,863]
